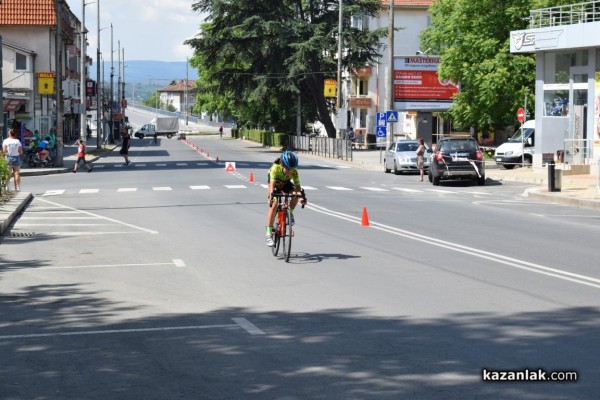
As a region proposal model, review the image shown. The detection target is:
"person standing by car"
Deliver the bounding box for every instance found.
[416,138,426,182]
[2,129,23,191]
[120,129,131,166]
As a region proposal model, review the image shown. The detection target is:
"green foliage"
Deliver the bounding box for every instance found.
[239,128,288,148]
[143,90,163,110]
[0,156,10,194]
[420,0,543,131]
[186,0,386,137]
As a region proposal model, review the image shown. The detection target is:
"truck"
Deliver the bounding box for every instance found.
[134,117,179,139]
[495,120,535,169]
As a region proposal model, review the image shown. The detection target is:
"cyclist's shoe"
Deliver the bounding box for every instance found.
[266,235,275,247]
[290,214,295,226]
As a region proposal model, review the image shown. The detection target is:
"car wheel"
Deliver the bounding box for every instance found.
[384,159,391,173]
[477,175,486,185]
[393,161,401,175]
[503,164,515,170]
[432,174,440,186]
[428,170,433,183]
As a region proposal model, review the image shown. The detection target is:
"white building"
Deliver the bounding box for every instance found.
[510,1,600,169]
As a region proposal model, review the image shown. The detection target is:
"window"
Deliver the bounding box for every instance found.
[15,52,28,71]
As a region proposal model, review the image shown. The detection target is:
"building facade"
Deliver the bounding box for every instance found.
[510,1,600,168]
[1,0,89,153]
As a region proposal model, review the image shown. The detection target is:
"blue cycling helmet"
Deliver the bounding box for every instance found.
[281,151,298,169]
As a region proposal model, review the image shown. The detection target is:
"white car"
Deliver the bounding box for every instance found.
[384,139,431,175]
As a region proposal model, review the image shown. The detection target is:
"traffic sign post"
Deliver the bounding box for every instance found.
[517,107,525,167]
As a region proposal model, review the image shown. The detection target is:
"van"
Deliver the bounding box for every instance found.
[495,120,534,169]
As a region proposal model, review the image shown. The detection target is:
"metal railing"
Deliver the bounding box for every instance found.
[562,138,593,164]
[288,135,353,161]
[529,1,600,28]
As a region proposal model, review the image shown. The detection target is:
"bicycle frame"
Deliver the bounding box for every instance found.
[270,190,305,262]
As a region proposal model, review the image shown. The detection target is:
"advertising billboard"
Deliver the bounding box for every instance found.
[394,56,460,111]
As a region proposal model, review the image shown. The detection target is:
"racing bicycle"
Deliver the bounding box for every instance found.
[270,189,306,262]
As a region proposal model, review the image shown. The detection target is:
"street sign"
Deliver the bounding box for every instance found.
[517,107,525,123]
[386,110,399,123]
[376,126,387,138]
[377,112,387,127]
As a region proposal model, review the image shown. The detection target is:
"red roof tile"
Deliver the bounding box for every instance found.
[0,0,57,26]
[159,80,197,92]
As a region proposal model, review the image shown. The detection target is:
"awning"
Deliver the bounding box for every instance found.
[3,98,27,112]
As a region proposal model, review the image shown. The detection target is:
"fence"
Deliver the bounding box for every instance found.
[288,135,353,161]
[562,138,593,164]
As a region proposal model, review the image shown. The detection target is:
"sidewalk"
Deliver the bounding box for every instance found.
[349,148,600,210]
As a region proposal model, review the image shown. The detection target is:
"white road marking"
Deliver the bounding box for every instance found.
[393,188,422,193]
[225,185,247,189]
[173,259,186,267]
[2,261,181,270]
[136,163,147,167]
[361,187,389,192]
[196,162,209,166]
[190,185,210,190]
[153,187,172,191]
[308,202,600,290]
[427,189,455,194]
[117,188,137,192]
[79,189,99,194]
[232,318,265,335]
[176,163,188,166]
[36,198,159,234]
[327,186,353,191]
[301,186,318,190]
[43,190,65,196]
[156,163,167,167]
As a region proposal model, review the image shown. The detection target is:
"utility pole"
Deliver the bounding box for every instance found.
[387,0,395,149]
[55,0,64,165]
[336,0,343,139]
[185,57,188,125]
[96,0,101,149]
[79,0,87,145]
[109,23,114,143]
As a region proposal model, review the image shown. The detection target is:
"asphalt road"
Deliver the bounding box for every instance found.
[0,135,598,399]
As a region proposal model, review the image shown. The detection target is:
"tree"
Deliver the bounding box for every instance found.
[420,0,571,131]
[185,0,387,137]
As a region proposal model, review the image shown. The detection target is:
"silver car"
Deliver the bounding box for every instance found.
[384,139,431,175]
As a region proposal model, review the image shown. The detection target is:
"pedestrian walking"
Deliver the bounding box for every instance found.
[2,129,23,191]
[219,125,224,137]
[120,129,131,166]
[72,139,93,173]
[416,138,426,182]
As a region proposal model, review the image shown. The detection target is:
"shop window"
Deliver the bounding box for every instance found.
[544,89,569,116]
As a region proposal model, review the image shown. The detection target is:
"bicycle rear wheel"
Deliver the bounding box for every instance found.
[282,210,292,262]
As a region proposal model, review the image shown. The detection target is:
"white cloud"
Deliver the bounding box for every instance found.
[68,0,205,61]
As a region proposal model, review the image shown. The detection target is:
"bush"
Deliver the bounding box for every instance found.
[0,156,10,195]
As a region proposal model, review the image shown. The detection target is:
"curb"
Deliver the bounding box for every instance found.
[0,191,32,235]
[526,190,600,210]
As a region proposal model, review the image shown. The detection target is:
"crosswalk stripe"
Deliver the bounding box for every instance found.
[190,185,210,190]
[393,188,422,193]
[79,189,99,194]
[224,185,247,189]
[327,186,353,191]
[361,187,389,192]
[43,190,65,196]
[153,187,172,191]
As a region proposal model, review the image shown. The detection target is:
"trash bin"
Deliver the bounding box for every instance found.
[548,161,561,192]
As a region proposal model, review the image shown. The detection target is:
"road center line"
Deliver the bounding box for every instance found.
[308,203,600,289]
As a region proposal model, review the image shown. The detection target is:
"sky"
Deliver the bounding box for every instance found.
[67,0,207,62]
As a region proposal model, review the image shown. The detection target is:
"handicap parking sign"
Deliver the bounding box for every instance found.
[376,126,387,138]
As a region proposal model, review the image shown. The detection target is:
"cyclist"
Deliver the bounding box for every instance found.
[266,151,305,247]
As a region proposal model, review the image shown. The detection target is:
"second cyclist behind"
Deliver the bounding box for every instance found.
[266,150,305,247]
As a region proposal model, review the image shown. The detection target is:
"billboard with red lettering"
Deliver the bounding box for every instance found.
[394,56,460,111]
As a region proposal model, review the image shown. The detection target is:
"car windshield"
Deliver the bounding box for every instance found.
[508,128,534,142]
[441,140,477,152]
[396,142,418,152]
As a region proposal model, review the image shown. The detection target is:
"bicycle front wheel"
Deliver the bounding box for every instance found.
[282,210,292,262]
[271,224,280,256]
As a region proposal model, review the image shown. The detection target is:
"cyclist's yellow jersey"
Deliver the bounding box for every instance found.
[269,163,300,189]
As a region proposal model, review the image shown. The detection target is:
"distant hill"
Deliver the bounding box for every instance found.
[91,60,199,101]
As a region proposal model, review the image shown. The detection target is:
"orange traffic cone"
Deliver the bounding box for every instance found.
[361,207,370,227]
[249,172,254,183]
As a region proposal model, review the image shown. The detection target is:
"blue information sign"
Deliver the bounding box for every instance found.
[376,126,387,138]
[386,110,399,123]
[377,112,387,127]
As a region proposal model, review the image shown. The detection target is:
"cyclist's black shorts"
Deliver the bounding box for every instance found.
[274,181,294,194]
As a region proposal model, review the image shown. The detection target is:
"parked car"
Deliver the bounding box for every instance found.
[384,139,431,175]
[428,136,486,186]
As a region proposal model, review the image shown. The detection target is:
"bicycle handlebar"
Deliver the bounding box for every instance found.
[269,189,307,208]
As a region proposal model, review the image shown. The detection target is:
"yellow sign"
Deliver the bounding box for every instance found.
[38,72,55,95]
[324,79,337,98]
